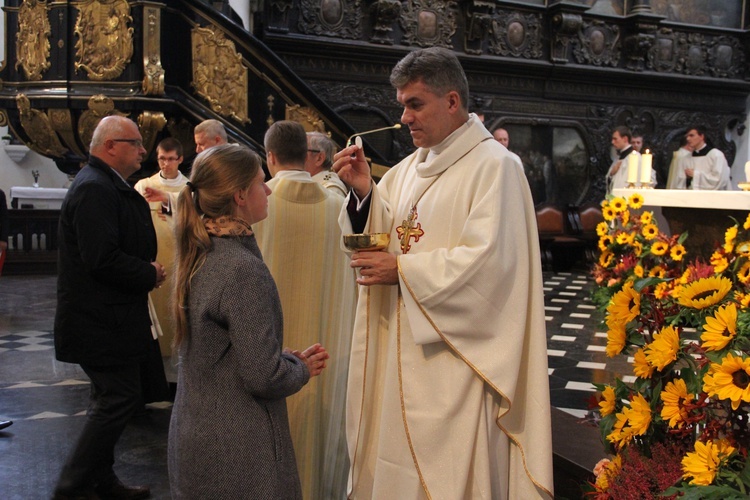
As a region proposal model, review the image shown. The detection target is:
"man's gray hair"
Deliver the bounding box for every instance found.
[194,119,227,141]
[390,47,469,111]
[307,131,336,170]
[90,116,131,150]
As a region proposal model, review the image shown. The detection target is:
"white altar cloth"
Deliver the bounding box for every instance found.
[10,186,68,209]
[612,188,750,211]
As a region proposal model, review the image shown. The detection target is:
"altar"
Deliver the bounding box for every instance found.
[10,186,68,209]
[612,188,750,259]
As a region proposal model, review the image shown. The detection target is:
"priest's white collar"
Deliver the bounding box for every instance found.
[272,169,312,182]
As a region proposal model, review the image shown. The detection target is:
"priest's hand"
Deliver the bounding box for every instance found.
[685,168,694,178]
[351,251,398,286]
[288,343,329,377]
[144,186,167,203]
[332,144,372,199]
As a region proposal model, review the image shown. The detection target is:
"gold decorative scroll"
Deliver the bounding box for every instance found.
[16,94,68,157]
[285,104,326,133]
[16,0,52,81]
[136,111,166,154]
[191,26,249,123]
[142,4,164,95]
[48,109,86,158]
[74,0,134,81]
[78,95,127,150]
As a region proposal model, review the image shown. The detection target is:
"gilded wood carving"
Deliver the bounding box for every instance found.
[16,94,68,157]
[16,0,52,81]
[137,111,167,154]
[74,0,134,81]
[48,109,86,158]
[285,104,325,132]
[78,95,127,150]
[142,5,164,95]
[191,27,249,123]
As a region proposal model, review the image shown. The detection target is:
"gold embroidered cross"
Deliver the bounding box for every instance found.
[396,205,424,254]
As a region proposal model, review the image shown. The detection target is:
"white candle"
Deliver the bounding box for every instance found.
[627,154,639,184]
[745,161,750,182]
[640,150,653,185]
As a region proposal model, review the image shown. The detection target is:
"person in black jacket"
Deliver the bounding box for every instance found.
[53,116,167,500]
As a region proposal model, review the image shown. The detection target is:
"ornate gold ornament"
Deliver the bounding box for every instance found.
[48,109,86,158]
[136,111,167,154]
[74,0,134,81]
[191,26,249,123]
[16,0,52,81]
[78,95,127,150]
[142,4,164,95]
[16,94,68,157]
[285,104,325,132]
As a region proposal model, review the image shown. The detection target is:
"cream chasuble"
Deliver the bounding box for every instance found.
[253,172,357,500]
[134,171,188,356]
[340,115,554,499]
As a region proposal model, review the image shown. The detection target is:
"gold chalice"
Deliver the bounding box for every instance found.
[343,233,390,252]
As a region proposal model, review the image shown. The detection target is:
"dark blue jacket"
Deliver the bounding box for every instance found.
[54,156,157,366]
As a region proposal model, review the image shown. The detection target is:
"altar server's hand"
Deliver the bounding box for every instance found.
[351,251,398,286]
[332,145,372,199]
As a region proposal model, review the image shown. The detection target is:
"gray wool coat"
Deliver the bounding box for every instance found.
[168,235,309,499]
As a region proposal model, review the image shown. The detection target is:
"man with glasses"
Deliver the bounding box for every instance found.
[135,138,188,358]
[53,116,168,500]
[305,131,347,197]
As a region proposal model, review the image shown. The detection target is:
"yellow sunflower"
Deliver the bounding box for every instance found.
[678,276,732,310]
[644,325,680,371]
[624,393,652,437]
[595,454,622,492]
[702,352,750,410]
[654,282,669,300]
[599,251,614,268]
[651,241,669,256]
[605,319,627,358]
[738,261,750,284]
[601,199,610,209]
[660,378,694,428]
[611,197,627,213]
[725,225,738,246]
[633,348,655,379]
[670,244,687,261]
[628,193,644,209]
[621,210,630,226]
[701,303,737,352]
[735,291,750,308]
[710,250,729,274]
[640,211,653,225]
[599,386,617,417]
[682,439,736,486]
[616,232,634,245]
[736,241,750,257]
[633,265,644,278]
[641,224,659,240]
[607,411,632,449]
[599,235,614,252]
[596,221,609,237]
[648,265,666,278]
[744,213,750,230]
[633,240,643,257]
[603,206,616,221]
[607,282,640,324]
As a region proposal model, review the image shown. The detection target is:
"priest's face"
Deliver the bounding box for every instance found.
[397,79,462,149]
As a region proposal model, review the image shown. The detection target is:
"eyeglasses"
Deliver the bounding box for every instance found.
[112,138,143,148]
[307,149,321,154]
[158,156,181,163]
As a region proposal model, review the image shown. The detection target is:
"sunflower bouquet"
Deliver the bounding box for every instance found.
[588,195,750,499]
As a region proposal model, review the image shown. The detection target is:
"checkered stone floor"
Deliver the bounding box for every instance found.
[0,330,54,353]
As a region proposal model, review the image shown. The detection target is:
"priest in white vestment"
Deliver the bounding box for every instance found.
[253,121,356,500]
[332,47,553,500]
[666,139,692,189]
[306,131,348,198]
[134,138,188,356]
[671,126,731,190]
[607,126,641,192]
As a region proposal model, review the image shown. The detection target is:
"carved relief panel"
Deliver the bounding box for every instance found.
[489,10,543,59]
[298,0,362,39]
[571,20,620,67]
[15,0,52,81]
[400,0,458,48]
[191,27,249,124]
[16,94,67,157]
[73,0,134,81]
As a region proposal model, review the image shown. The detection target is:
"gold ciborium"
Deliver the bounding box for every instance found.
[343,233,390,252]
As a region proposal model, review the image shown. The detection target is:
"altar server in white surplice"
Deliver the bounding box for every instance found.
[672,125,731,190]
[332,47,553,499]
[253,120,356,500]
[135,138,188,356]
[666,136,692,189]
[607,126,641,193]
